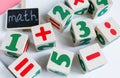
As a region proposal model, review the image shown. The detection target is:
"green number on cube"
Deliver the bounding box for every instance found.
[95,30,106,45]
[53,6,70,20]
[98,6,108,17]
[75,8,88,15]
[97,0,108,5]
[6,34,21,51]
[76,21,91,38]
[51,51,70,67]
[88,1,95,14]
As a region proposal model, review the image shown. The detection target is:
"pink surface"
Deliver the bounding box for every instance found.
[0,0,21,14]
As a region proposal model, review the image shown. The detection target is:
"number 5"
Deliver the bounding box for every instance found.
[51,51,70,68]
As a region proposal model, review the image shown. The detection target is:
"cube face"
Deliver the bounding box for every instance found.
[47,47,74,76]
[0,31,29,58]
[95,18,120,47]
[31,23,56,51]
[88,0,113,18]
[78,43,106,72]
[65,0,89,15]
[48,3,73,32]
[6,8,39,30]
[8,53,41,78]
[0,61,15,78]
[70,18,96,46]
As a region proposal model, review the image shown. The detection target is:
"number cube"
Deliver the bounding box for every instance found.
[31,23,56,51]
[0,61,15,78]
[8,53,41,78]
[88,0,113,18]
[0,31,29,58]
[70,18,96,46]
[47,47,74,76]
[95,18,120,47]
[78,43,106,73]
[65,0,89,15]
[48,3,73,32]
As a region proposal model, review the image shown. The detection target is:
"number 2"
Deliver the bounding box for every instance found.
[51,51,70,67]
[53,6,70,20]
[76,21,90,38]
[97,0,108,5]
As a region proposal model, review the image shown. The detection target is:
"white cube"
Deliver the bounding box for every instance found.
[48,3,73,32]
[70,18,96,46]
[47,47,74,76]
[65,0,89,15]
[8,53,41,78]
[88,0,113,18]
[78,43,106,73]
[95,18,120,47]
[0,31,29,58]
[31,23,56,51]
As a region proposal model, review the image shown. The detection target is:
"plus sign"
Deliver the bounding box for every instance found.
[35,27,51,41]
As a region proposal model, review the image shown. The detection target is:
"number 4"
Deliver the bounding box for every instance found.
[51,51,71,67]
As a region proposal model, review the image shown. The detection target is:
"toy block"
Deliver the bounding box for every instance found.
[8,53,41,78]
[78,43,106,73]
[6,8,39,30]
[47,47,74,76]
[95,18,120,47]
[0,0,21,14]
[48,3,73,32]
[70,18,96,46]
[0,61,15,78]
[0,31,29,58]
[88,0,113,18]
[31,23,56,51]
[65,0,89,15]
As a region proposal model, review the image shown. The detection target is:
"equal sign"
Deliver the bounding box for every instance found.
[49,18,60,30]
[15,58,34,77]
[86,52,100,61]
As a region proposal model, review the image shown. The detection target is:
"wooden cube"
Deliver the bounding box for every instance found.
[47,47,74,76]
[0,61,15,78]
[78,43,106,73]
[95,18,120,47]
[0,31,29,58]
[48,3,73,32]
[31,23,56,51]
[70,18,96,46]
[88,0,113,18]
[8,53,41,78]
[65,0,89,15]
[6,8,39,30]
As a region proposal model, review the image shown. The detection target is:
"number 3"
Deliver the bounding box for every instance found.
[53,6,70,20]
[51,51,70,67]
[76,21,90,38]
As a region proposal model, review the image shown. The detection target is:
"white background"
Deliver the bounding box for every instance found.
[0,0,120,78]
